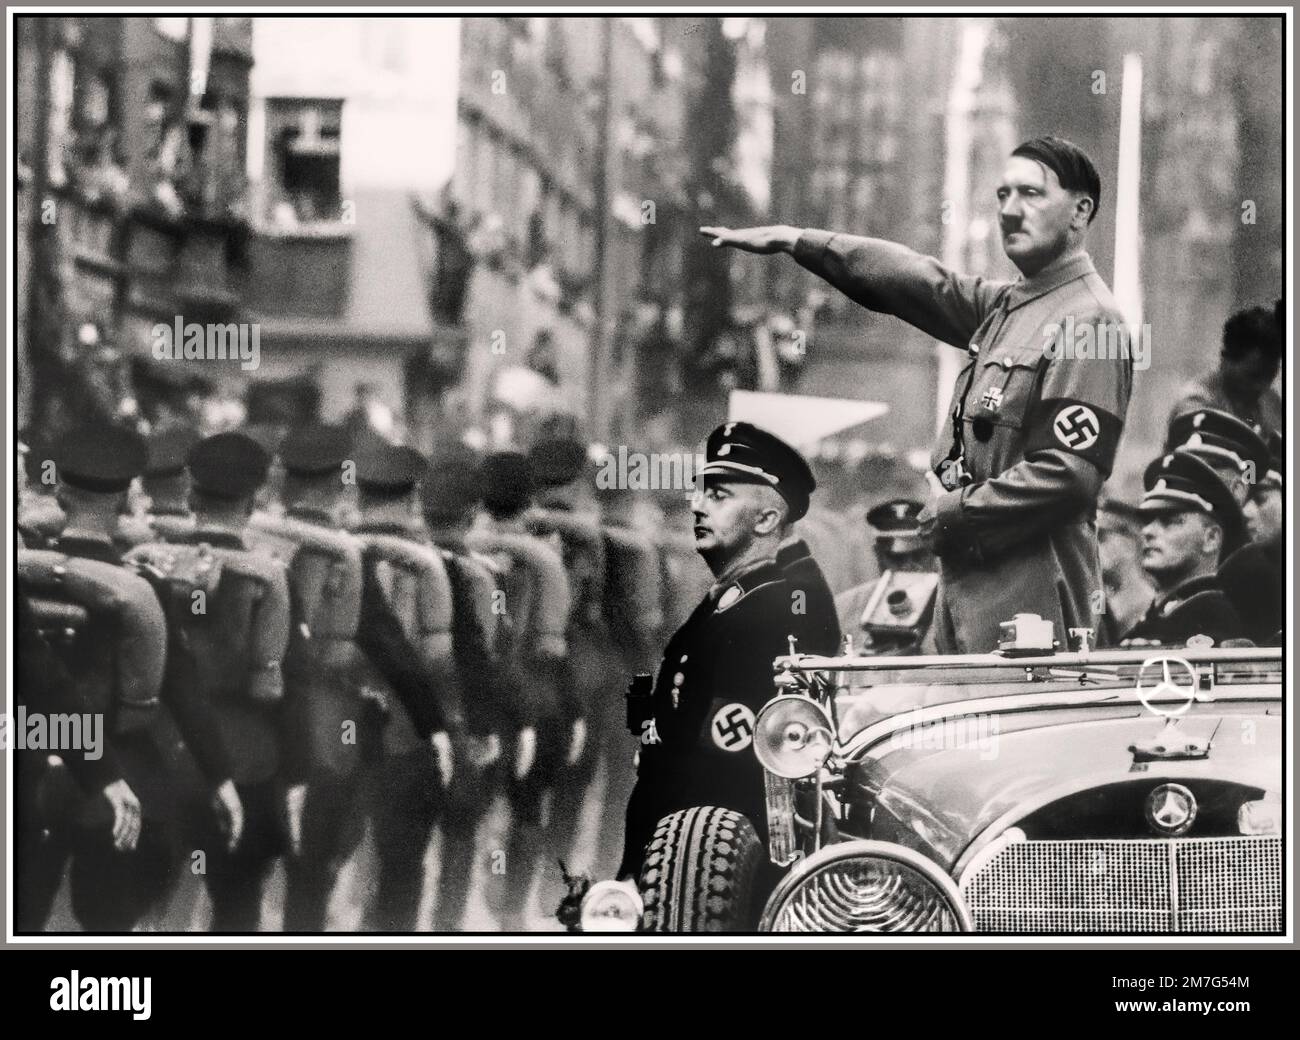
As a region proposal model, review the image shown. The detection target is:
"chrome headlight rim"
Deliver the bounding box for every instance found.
[759,839,974,933]
[754,694,836,779]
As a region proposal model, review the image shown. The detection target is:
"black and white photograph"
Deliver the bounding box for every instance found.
[5,5,1290,955]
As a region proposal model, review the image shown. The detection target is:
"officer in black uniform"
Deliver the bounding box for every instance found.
[619,422,841,878]
[835,499,938,655]
[1217,427,1283,645]
[1122,450,1249,647]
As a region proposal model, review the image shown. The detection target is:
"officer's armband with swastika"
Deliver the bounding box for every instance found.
[1025,397,1124,474]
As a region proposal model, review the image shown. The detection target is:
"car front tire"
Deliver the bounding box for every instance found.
[638,806,763,933]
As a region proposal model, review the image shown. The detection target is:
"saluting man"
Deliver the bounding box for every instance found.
[704,135,1133,653]
[618,422,840,879]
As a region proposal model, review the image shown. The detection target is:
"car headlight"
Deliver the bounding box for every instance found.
[760,840,973,933]
[754,696,834,779]
[579,880,644,933]
[1238,796,1282,835]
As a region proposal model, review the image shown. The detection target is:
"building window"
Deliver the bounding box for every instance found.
[263,98,344,226]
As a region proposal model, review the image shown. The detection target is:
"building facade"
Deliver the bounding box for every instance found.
[17,15,254,436]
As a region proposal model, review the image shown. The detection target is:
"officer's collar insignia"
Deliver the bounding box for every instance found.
[1193,413,1206,428]
[718,443,732,456]
[893,503,908,519]
[723,422,736,437]
[716,585,742,610]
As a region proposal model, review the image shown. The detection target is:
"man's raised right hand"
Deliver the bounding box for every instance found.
[699,225,801,254]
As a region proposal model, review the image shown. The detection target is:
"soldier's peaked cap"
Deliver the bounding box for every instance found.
[280,423,352,477]
[188,432,271,499]
[1141,449,1245,549]
[145,424,201,478]
[354,438,428,495]
[1166,408,1270,479]
[422,443,483,519]
[53,423,147,493]
[701,421,815,521]
[866,498,924,535]
[527,435,589,489]
[480,451,534,518]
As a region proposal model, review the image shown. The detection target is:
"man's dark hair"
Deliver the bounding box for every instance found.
[1011,135,1102,224]
[1222,305,1283,361]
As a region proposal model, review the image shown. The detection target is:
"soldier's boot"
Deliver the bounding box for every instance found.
[486,768,554,931]
[594,734,638,881]
[283,774,364,932]
[546,746,599,880]
[431,765,497,932]
[363,750,441,932]
[204,782,283,933]
[69,821,178,932]
[14,757,79,932]
[15,827,72,932]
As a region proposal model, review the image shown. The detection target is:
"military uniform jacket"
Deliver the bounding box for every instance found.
[132,528,291,786]
[619,557,840,876]
[352,520,461,746]
[1121,574,1249,648]
[30,534,178,825]
[793,232,1133,653]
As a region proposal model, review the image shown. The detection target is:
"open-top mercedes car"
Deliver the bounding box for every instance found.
[575,618,1283,935]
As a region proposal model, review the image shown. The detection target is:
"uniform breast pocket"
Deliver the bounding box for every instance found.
[967,350,1043,441]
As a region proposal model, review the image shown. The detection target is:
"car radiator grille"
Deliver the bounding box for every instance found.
[960,836,1282,934]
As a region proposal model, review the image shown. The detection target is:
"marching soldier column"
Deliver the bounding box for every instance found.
[16,413,733,931]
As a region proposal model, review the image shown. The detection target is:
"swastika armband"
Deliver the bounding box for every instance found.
[1026,398,1124,474]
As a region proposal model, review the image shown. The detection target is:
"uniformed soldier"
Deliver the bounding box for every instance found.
[421,444,512,931]
[348,438,463,932]
[835,499,939,655]
[467,451,573,930]
[25,424,181,930]
[526,431,630,881]
[13,592,134,932]
[128,432,291,931]
[1217,427,1283,646]
[1121,451,1249,647]
[1244,427,1283,545]
[249,422,371,932]
[704,135,1132,652]
[618,422,841,879]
